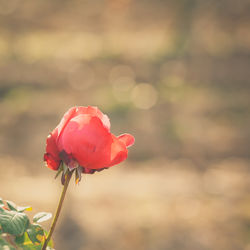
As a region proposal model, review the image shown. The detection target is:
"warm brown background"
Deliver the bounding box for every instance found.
[0,0,250,249]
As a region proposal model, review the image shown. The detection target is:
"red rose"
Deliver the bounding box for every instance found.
[44,106,134,174]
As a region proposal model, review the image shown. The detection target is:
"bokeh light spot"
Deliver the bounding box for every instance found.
[112,77,135,103]
[131,83,158,109]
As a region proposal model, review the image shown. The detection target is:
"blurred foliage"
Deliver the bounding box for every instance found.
[0,198,53,249]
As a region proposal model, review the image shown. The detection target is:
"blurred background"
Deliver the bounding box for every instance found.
[0,0,250,249]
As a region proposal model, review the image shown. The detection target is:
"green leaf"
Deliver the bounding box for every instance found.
[22,245,54,250]
[16,232,54,250]
[6,201,17,211]
[21,243,45,250]
[15,232,33,246]
[0,209,29,236]
[27,223,44,244]
[0,198,5,210]
[33,212,52,223]
[15,233,26,245]
[17,206,32,212]
[6,200,32,213]
[0,235,16,250]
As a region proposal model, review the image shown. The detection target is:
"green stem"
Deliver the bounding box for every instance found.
[42,171,73,250]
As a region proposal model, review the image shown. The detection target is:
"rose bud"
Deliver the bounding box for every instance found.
[44,106,134,180]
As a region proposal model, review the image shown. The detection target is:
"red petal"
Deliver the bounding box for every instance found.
[106,135,128,167]
[81,106,110,131]
[57,106,110,141]
[44,130,61,170]
[44,153,60,170]
[57,115,127,169]
[118,134,135,147]
[57,107,77,139]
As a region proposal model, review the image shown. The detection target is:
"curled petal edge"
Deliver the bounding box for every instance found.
[118,134,135,148]
[44,153,60,170]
